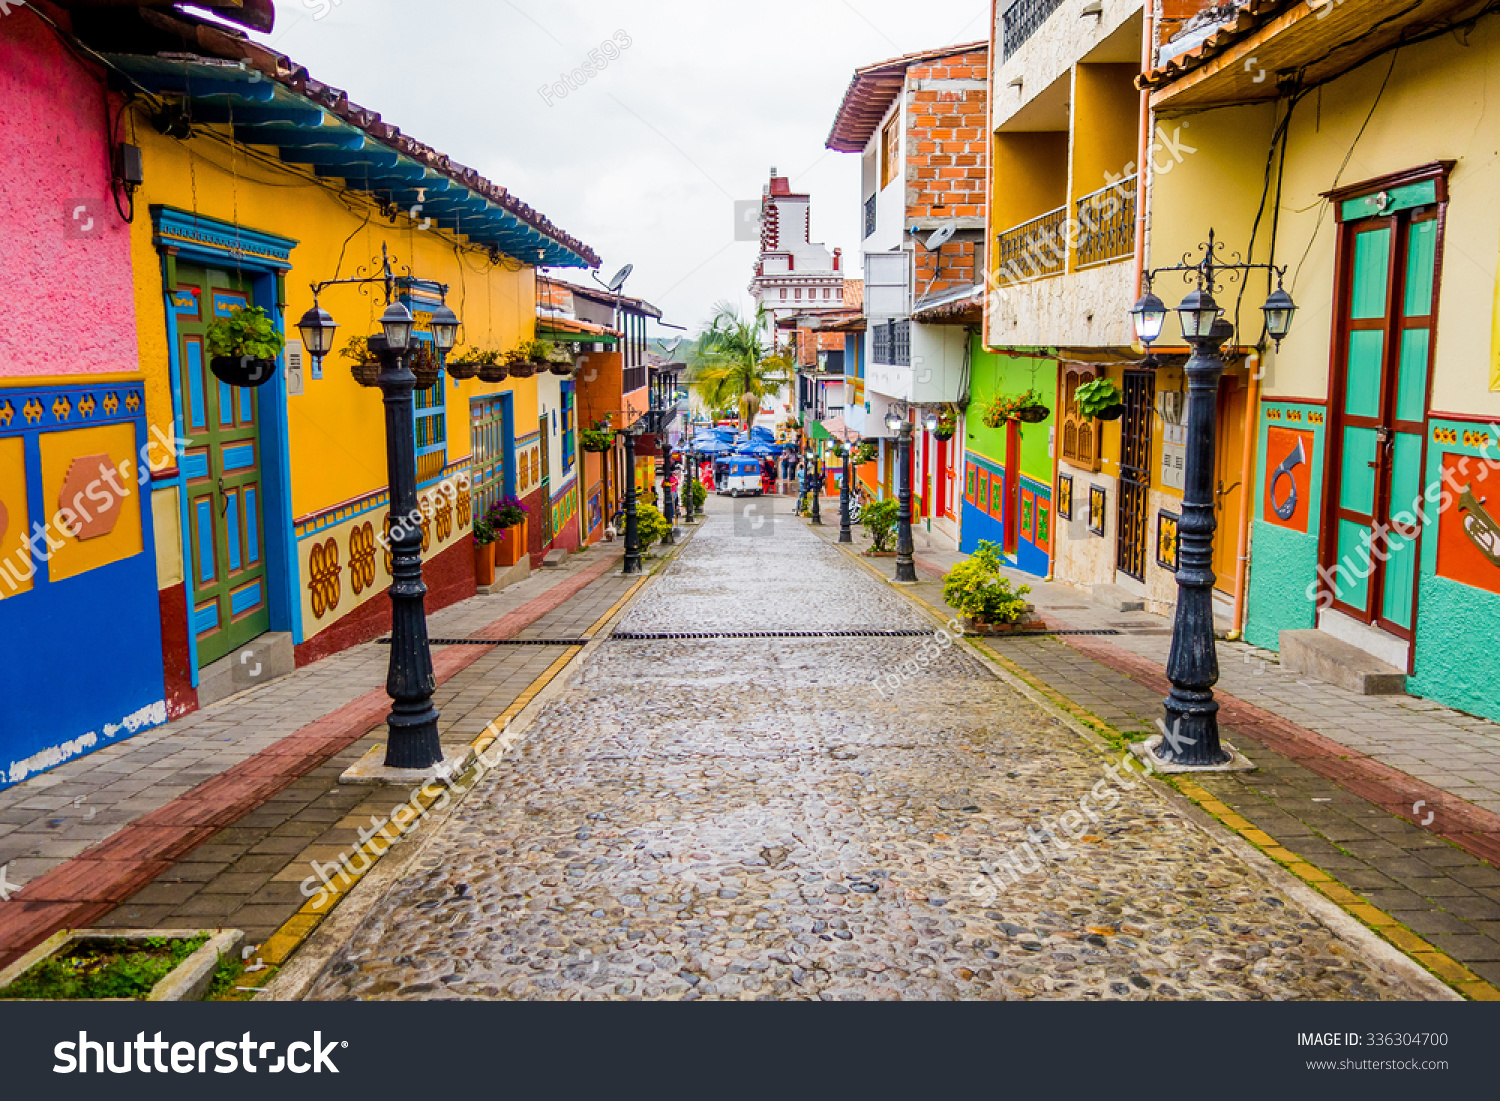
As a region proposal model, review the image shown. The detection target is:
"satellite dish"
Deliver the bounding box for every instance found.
[924,224,957,251]
[607,264,634,292]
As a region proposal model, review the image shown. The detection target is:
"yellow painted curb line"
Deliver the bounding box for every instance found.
[1172,777,1499,1000]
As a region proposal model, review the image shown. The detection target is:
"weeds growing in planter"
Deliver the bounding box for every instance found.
[0,934,211,1001]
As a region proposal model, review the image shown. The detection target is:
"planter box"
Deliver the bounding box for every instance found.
[0,929,243,1002]
[959,610,1044,635]
[474,538,496,587]
[497,519,528,568]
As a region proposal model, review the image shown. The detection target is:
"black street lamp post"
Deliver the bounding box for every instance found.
[893,417,916,584]
[1132,229,1297,768]
[661,444,676,546]
[683,449,697,523]
[808,449,822,526]
[295,245,461,772]
[622,424,643,575]
[838,443,853,544]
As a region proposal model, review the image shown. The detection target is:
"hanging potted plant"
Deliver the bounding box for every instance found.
[983,390,1051,427]
[581,420,616,453]
[446,346,483,381]
[340,334,382,388]
[545,341,574,376]
[472,515,498,587]
[933,406,958,441]
[1075,377,1126,421]
[472,350,509,384]
[851,440,878,466]
[505,344,538,379]
[409,342,442,391]
[205,307,285,388]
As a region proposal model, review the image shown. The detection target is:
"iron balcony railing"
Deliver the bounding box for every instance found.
[864,194,878,239]
[1074,177,1137,269]
[994,205,1068,281]
[1001,0,1064,61]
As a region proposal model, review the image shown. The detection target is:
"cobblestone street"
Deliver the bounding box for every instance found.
[307,503,1435,1001]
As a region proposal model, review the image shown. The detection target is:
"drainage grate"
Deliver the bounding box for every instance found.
[611,629,936,641]
[376,637,589,647]
[986,629,1123,638]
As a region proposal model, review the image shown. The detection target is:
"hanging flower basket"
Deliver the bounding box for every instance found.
[933,426,956,442]
[548,362,573,377]
[506,357,537,379]
[1016,404,1051,424]
[350,361,381,388]
[1075,377,1125,422]
[446,359,481,381]
[478,361,510,383]
[581,423,615,453]
[409,345,442,391]
[209,356,278,389]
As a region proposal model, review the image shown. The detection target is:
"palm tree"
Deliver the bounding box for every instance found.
[689,302,794,431]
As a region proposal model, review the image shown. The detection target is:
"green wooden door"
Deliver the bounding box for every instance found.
[1328,199,1439,637]
[173,262,272,667]
[539,414,553,544]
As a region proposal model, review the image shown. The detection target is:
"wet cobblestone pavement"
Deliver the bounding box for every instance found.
[308,503,1429,1001]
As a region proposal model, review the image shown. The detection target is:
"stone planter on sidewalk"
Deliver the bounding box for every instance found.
[0,929,242,1002]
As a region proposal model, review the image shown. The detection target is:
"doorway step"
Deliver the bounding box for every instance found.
[1279,630,1407,696]
[196,632,296,708]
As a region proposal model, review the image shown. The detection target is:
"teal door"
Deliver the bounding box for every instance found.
[174,263,272,667]
[1326,193,1440,638]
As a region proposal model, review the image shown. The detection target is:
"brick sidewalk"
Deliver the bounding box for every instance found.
[0,541,637,969]
[801,503,1500,995]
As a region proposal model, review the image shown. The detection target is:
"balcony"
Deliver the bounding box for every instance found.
[1000,0,1063,62]
[871,319,911,367]
[995,206,1067,281]
[1074,178,1135,269]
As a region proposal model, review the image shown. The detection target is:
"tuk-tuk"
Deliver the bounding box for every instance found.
[717,456,763,497]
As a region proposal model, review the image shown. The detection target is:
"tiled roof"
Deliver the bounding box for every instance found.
[826,41,988,153]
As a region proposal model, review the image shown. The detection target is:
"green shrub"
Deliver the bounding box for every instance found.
[690,480,708,508]
[862,498,900,552]
[635,502,670,547]
[942,540,1032,624]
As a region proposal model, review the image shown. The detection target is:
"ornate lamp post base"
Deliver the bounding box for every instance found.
[838,450,853,544]
[623,428,643,575]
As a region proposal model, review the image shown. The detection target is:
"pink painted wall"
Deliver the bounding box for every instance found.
[0,8,138,377]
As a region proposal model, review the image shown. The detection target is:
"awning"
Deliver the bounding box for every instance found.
[812,415,860,443]
[106,54,597,267]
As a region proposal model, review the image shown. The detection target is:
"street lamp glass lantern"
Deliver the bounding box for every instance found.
[1176,288,1221,340]
[924,410,940,433]
[296,303,338,359]
[379,301,415,351]
[885,409,903,432]
[1262,285,1297,346]
[1130,291,1168,346]
[429,303,460,354]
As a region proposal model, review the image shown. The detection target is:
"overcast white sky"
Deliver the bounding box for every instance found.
[248,0,988,338]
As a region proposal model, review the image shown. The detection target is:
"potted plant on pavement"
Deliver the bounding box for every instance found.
[941,540,1036,632]
[861,498,899,555]
[488,495,530,568]
[472,515,498,587]
[205,306,285,388]
[1075,377,1125,421]
[635,502,670,550]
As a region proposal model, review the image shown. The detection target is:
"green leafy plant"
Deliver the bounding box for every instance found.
[691,480,708,509]
[1074,377,1125,419]
[942,540,1032,624]
[472,516,499,546]
[0,934,211,1001]
[205,307,285,362]
[339,334,377,365]
[514,338,555,363]
[635,502,670,548]
[862,498,900,552]
[983,389,1047,428]
[486,495,528,530]
[933,406,958,438]
[581,420,616,453]
[851,441,878,465]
